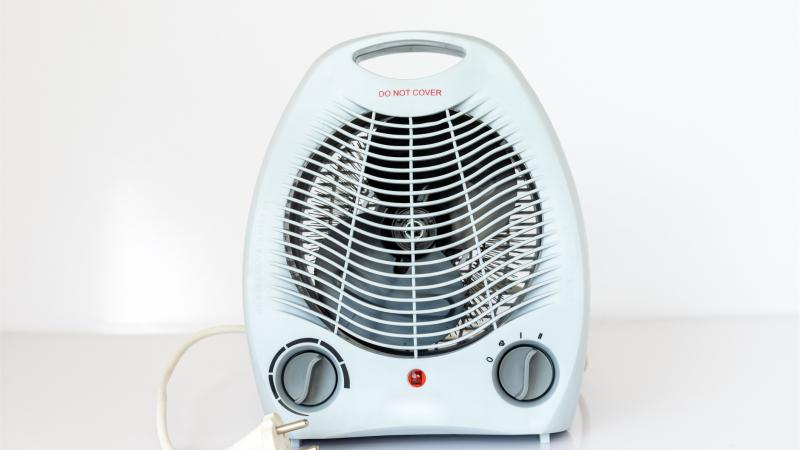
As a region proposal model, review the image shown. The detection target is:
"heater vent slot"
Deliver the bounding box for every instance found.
[279,106,558,357]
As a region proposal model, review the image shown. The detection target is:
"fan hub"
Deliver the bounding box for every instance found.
[391,208,437,250]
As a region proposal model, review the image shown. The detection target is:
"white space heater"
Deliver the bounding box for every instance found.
[244,31,589,441]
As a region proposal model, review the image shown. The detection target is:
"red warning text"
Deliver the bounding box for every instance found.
[378,88,444,98]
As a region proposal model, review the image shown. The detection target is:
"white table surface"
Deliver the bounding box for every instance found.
[1,317,798,450]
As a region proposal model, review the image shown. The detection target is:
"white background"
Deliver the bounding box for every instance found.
[2,0,798,333]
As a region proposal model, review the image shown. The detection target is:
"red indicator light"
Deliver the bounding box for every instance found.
[407,368,426,388]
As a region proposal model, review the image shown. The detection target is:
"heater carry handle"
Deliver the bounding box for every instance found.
[340,31,491,81]
[352,38,466,64]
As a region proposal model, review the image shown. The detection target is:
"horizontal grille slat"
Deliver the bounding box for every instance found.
[273,288,556,353]
[283,207,550,257]
[277,241,554,300]
[279,224,556,271]
[285,183,542,233]
[273,276,558,339]
[311,122,514,160]
[284,193,545,247]
[302,135,521,176]
[291,151,529,194]
[312,117,509,153]
[334,100,485,130]
[275,234,556,279]
[284,165,535,217]
[323,106,495,141]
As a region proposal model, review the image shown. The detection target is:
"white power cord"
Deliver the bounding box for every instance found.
[156,324,318,450]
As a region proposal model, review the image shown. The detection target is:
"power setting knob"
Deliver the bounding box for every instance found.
[280,351,338,407]
[496,344,555,402]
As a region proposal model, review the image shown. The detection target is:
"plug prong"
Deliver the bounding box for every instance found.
[275,419,309,435]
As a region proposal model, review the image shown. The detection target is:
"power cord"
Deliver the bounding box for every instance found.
[156,325,318,450]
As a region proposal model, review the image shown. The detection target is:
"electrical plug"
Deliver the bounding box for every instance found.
[226,413,318,450]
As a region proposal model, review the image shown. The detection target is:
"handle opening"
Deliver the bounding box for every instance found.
[353,39,465,80]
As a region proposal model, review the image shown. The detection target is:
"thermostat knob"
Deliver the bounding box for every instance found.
[497,345,555,402]
[281,351,337,407]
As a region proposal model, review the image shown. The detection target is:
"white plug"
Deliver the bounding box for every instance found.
[156,325,319,450]
[226,413,318,450]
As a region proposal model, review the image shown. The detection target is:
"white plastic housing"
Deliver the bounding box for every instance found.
[244,31,589,439]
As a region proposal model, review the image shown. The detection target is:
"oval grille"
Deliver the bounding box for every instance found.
[279,108,558,357]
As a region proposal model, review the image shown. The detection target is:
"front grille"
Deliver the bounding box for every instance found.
[276,106,558,357]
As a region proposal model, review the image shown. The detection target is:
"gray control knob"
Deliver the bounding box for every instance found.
[281,351,338,407]
[497,345,555,402]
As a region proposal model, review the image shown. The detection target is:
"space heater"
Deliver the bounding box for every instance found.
[243,31,588,440]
